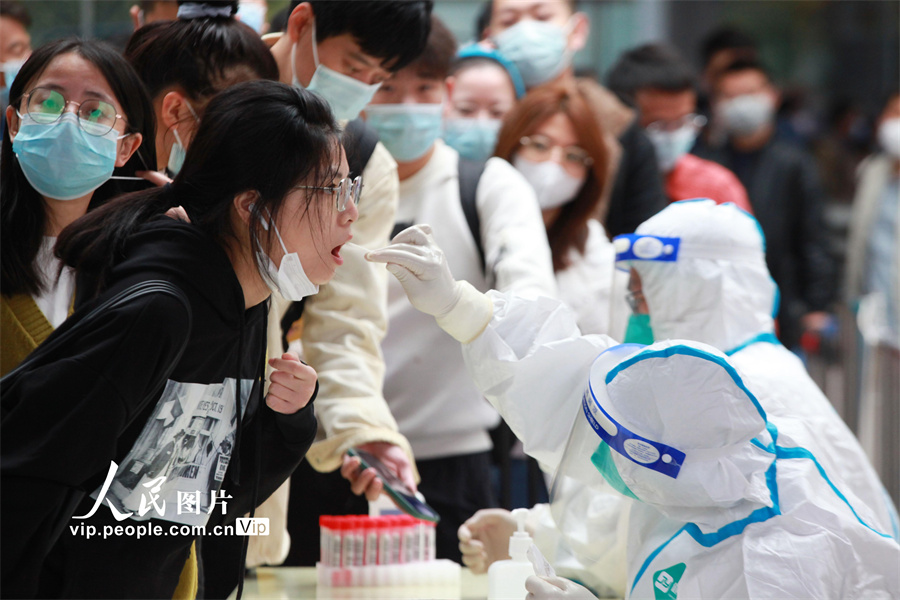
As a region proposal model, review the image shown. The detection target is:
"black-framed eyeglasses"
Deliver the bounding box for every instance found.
[295,176,363,212]
[18,87,127,137]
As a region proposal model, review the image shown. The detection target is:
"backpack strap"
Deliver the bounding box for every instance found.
[457,158,488,275]
[343,118,380,180]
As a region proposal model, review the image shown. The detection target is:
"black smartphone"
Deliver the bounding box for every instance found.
[348,447,440,523]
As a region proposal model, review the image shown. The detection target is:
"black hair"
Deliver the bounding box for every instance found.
[125,2,278,102]
[0,0,31,29]
[475,2,492,40]
[271,6,290,34]
[606,43,697,108]
[177,0,236,15]
[290,1,433,72]
[407,15,457,80]
[1,38,157,298]
[700,26,758,68]
[719,57,771,82]
[56,81,341,300]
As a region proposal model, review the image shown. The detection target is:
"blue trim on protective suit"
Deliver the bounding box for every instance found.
[752,423,891,537]
[604,345,768,424]
[630,458,782,594]
[725,332,781,356]
[775,445,893,539]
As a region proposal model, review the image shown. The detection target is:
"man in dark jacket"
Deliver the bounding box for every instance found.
[695,58,834,349]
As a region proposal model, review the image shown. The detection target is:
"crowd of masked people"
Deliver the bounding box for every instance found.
[1,0,897,598]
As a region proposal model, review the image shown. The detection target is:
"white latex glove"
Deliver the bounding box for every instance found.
[525,575,598,600]
[364,224,460,318]
[366,224,493,343]
[457,508,518,573]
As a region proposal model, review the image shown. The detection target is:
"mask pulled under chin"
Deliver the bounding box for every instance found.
[513,155,586,210]
[254,206,319,301]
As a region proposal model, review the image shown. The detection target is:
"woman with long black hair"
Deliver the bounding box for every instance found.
[0,38,155,376]
[1,80,358,598]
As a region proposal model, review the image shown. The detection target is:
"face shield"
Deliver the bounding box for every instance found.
[551,340,773,547]
[610,233,682,345]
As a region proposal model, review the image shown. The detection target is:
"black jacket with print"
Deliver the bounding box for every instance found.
[1,218,317,599]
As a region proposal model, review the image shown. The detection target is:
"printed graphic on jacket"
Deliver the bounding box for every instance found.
[91,378,253,526]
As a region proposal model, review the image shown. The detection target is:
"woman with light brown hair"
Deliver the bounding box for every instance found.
[495,80,625,336]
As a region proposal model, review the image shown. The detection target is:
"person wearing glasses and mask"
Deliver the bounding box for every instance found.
[481,0,667,238]
[356,15,556,562]
[2,81,353,598]
[1,38,153,377]
[495,81,625,338]
[607,43,752,213]
[265,3,433,565]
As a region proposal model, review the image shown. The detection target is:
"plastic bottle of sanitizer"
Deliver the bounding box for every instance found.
[487,508,536,600]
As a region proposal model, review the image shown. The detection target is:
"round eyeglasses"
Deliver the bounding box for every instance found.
[18,87,127,137]
[295,176,363,212]
[518,134,593,170]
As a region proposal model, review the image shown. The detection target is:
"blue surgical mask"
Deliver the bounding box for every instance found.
[624,313,654,345]
[166,101,200,177]
[237,2,267,34]
[291,21,382,121]
[365,104,443,162]
[646,124,699,173]
[12,112,121,200]
[1,59,25,107]
[492,19,572,88]
[443,117,501,161]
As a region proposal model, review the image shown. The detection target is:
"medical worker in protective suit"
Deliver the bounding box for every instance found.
[366,222,900,599]
[613,199,898,538]
[458,199,899,596]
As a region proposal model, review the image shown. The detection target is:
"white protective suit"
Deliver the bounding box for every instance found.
[548,340,900,599]
[366,224,900,600]
[619,199,899,539]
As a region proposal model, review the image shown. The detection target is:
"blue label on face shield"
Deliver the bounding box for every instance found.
[614,234,681,263]
[582,390,685,479]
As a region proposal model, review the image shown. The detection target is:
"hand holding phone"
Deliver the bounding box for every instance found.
[348,447,440,522]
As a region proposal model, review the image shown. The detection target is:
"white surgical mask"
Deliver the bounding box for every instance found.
[291,21,382,121]
[646,124,700,173]
[717,93,775,137]
[877,117,900,159]
[166,101,200,177]
[253,205,319,300]
[492,19,573,89]
[513,155,586,210]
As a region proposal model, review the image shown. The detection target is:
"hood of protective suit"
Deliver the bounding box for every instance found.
[626,199,778,353]
[555,340,776,529]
